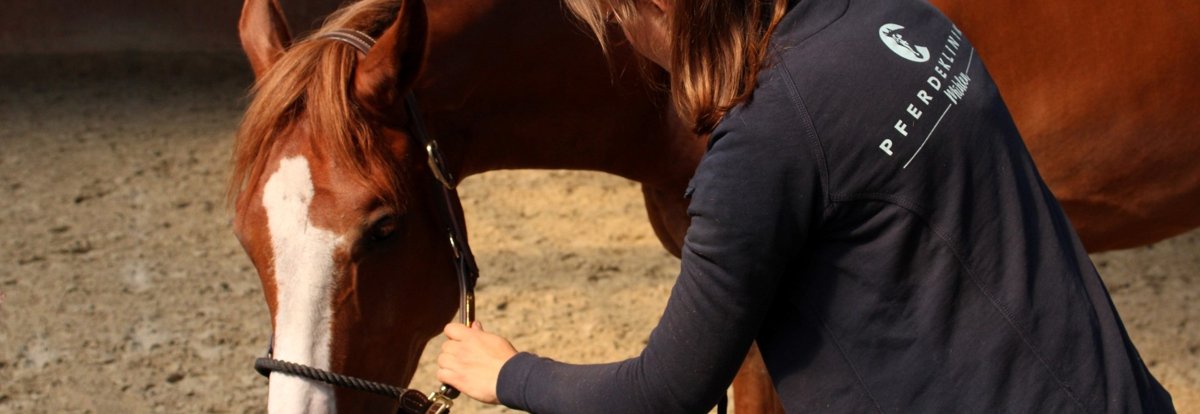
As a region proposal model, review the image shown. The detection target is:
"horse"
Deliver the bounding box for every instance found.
[230,0,1200,412]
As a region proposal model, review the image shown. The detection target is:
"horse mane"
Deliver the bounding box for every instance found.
[229,0,409,209]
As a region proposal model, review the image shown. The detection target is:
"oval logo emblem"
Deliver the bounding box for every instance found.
[879,23,930,63]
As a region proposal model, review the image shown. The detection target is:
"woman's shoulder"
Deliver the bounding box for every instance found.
[702,66,827,201]
[760,0,972,159]
[712,66,813,156]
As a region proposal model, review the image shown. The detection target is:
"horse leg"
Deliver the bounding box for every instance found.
[641,185,785,414]
[733,343,785,414]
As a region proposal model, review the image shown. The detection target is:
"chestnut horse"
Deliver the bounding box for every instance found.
[231,0,1199,412]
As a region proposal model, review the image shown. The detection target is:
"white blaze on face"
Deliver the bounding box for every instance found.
[262,156,343,413]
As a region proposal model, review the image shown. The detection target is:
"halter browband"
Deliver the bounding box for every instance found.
[254,28,479,414]
[317,29,377,54]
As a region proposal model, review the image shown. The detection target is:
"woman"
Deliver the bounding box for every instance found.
[436,0,1175,412]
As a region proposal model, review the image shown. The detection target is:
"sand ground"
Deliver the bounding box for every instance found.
[0,54,1196,413]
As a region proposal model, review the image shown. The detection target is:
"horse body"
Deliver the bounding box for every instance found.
[417,1,702,190]
[415,0,702,254]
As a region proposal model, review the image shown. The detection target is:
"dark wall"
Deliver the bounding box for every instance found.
[0,0,344,54]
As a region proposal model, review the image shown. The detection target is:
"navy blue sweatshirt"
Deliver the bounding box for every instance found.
[497,0,1174,412]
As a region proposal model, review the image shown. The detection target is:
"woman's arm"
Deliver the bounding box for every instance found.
[441,103,822,413]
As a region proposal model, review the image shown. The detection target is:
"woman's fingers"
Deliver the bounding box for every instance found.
[444,322,471,339]
[440,338,462,355]
[437,348,457,369]
[436,368,462,386]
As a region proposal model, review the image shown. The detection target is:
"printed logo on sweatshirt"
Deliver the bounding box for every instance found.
[879,23,930,63]
[876,24,976,169]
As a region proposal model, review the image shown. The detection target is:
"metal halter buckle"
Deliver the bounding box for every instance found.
[425,385,459,414]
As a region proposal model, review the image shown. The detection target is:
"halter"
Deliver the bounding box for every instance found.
[253,28,479,414]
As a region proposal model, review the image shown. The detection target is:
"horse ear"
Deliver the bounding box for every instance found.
[353,0,428,118]
[239,0,293,78]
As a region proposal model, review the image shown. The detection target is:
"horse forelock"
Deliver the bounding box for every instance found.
[230,0,411,213]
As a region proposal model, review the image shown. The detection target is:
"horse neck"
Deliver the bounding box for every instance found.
[415,0,705,190]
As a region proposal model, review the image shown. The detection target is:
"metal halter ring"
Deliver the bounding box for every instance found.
[426,141,457,190]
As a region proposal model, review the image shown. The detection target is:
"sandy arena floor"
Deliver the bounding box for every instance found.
[0,54,1196,413]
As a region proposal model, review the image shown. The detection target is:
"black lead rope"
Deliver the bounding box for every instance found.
[254,357,452,414]
[254,358,407,399]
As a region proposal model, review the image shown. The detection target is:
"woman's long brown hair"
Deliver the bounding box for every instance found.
[565,0,789,135]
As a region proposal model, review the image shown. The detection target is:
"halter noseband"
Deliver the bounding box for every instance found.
[253,28,479,414]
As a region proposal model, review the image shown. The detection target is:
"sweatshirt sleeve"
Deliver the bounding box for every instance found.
[497,103,823,413]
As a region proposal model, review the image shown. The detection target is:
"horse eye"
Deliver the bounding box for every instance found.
[367,215,401,243]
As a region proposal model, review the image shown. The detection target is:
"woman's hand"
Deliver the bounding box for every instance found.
[436,321,518,405]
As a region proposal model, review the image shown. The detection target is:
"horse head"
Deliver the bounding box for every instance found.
[231,0,461,411]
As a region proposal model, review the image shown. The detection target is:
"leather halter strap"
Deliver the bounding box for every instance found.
[254,28,477,414]
[405,92,479,326]
[310,29,478,325]
[319,29,376,54]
